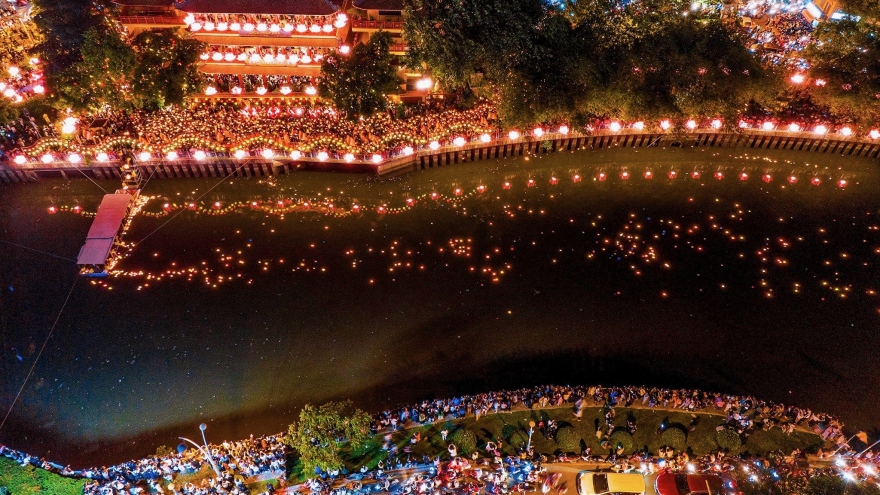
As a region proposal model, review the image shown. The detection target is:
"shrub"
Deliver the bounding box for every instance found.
[555,426,581,453]
[716,429,742,451]
[501,424,519,440]
[660,428,687,451]
[452,428,477,454]
[608,430,634,453]
[509,430,529,449]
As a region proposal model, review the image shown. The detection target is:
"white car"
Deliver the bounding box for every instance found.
[576,472,647,495]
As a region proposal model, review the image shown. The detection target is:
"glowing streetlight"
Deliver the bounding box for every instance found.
[415,78,433,91]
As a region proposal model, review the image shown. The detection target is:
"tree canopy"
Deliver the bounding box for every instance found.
[319,31,401,120]
[284,401,372,475]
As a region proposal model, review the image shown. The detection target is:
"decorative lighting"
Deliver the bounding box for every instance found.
[138,151,151,161]
[870,130,880,140]
[211,52,223,61]
[200,53,210,61]
[269,23,280,33]
[279,86,292,95]
[371,154,383,163]
[840,127,852,137]
[13,155,26,165]
[301,54,312,64]
[243,23,255,32]
[204,21,215,31]
[334,19,346,28]
[633,121,645,131]
[234,150,246,160]
[217,22,228,31]
[814,125,827,135]
[508,130,520,140]
[190,22,202,31]
[686,120,697,130]
[193,150,206,161]
[2,88,13,98]
[224,53,235,62]
[290,150,302,160]
[296,23,308,33]
[33,85,44,94]
[558,125,569,135]
[261,149,275,159]
[256,87,268,95]
[533,127,544,137]
[453,136,466,147]
[96,152,109,162]
[711,119,722,129]
[305,86,317,95]
[838,179,847,188]
[7,66,19,77]
[231,86,242,95]
[339,45,350,55]
[257,22,268,32]
[608,122,621,132]
[790,73,805,84]
[205,86,217,96]
[762,121,775,130]
[41,153,53,163]
[309,23,321,33]
[344,153,355,162]
[166,151,178,161]
[402,146,414,156]
[788,123,800,132]
[322,24,334,32]
[230,22,241,31]
[317,151,329,161]
[660,120,672,130]
[183,14,195,25]
[480,133,491,143]
[429,141,440,150]
[415,77,432,91]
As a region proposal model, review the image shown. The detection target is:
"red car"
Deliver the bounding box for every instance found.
[651,473,726,495]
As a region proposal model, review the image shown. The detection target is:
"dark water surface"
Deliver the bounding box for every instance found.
[1,146,878,466]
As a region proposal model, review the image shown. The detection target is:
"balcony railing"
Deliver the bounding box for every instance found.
[119,15,183,26]
[351,20,403,30]
[389,43,408,53]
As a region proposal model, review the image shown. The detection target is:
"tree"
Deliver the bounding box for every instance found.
[555,426,581,453]
[130,29,205,110]
[451,428,477,454]
[284,401,371,475]
[716,428,742,451]
[319,31,401,120]
[804,19,880,126]
[660,427,687,451]
[608,430,634,453]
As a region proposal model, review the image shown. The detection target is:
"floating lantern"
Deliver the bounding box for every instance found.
[644,171,653,179]
[763,174,772,183]
[811,177,821,185]
[715,171,723,180]
[691,171,701,179]
[838,179,847,188]
[527,179,535,187]
[572,174,581,183]
[740,172,749,181]
[621,171,630,180]
[503,182,511,189]
[549,177,558,185]
[598,172,606,181]
[668,170,677,179]
[788,176,797,184]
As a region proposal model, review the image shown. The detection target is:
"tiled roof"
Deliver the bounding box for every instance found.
[174,0,340,15]
[353,0,404,11]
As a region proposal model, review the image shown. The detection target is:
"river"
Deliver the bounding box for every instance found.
[0,146,878,466]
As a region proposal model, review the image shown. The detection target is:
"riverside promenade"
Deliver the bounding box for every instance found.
[1,128,878,183]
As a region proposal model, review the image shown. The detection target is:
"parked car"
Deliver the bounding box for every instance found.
[576,472,647,495]
[647,472,727,495]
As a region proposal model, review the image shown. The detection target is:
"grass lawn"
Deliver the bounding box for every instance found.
[0,456,85,495]
[340,406,824,474]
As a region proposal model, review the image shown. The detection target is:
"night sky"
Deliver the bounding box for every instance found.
[0,146,878,466]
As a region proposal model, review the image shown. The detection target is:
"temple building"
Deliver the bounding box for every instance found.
[114,0,426,98]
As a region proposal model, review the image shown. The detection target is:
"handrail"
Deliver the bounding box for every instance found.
[118,15,183,25]
[351,19,403,30]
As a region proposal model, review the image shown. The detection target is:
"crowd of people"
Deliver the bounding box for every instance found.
[0,383,872,495]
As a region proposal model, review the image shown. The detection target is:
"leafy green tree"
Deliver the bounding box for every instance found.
[54,26,136,111]
[284,401,371,475]
[451,428,477,454]
[555,426,581,453]
[716,428,742,451]
[319,31,401,119]
[805,19,880,126]
[131,29,205,110]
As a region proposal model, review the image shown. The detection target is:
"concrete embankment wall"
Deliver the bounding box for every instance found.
[1,131,878,183]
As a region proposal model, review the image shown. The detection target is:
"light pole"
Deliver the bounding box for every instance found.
[526,421,536,451]
[179,423,222,478]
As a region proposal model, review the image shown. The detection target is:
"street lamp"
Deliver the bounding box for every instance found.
[179,423,222,478]
[526,421,536,451]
